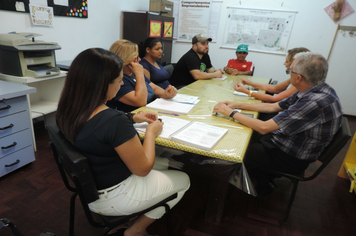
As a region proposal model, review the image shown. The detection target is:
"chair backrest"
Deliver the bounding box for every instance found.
[251,66,255,76]
[306,116,352,180]
[163,64,174,78]
[46,124,99,204]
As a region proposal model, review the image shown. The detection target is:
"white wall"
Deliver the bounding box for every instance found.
[172,0,354,79]
[170,0,356,115]
[0,0,149,61]
[1,0,355,114]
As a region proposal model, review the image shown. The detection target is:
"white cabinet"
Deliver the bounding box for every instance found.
[0,71,66,119]
[0,80,36,177]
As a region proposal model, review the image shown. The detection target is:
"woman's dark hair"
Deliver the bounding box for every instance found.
[56,48,123,143]
[139,37,161,58]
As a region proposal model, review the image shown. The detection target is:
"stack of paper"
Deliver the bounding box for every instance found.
[146,98,196,114]
[169,94,200,105]
[134,116,228,151]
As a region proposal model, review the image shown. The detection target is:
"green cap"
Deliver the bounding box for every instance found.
[237,44,248,53]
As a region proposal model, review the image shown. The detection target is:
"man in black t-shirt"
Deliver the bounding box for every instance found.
[170,34,224,88]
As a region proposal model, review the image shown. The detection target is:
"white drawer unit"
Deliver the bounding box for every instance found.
[0,147,35,177]
[0,80,36,177]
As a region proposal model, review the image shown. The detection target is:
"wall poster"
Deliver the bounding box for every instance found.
[222,7,297,54]
[164,22,173,38]
[149,20,162,37]
[177,0,212,42]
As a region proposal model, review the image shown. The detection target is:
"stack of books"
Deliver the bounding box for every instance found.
[146,94,200,115]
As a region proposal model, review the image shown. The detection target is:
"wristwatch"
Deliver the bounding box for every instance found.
[229,110,238,118]
[248,90,253,97]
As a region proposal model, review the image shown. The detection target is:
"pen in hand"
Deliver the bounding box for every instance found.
[158,111,179,116]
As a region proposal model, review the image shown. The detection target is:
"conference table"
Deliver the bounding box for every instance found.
[134,74,270,224]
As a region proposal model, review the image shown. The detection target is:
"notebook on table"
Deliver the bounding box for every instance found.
[134,116,228,151]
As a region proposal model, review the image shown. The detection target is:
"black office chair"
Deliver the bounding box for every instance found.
[46,124,177,236]
[251,66,255,76]
[265,116,351,223]
[163,64,174,79]
[264,78,278,95]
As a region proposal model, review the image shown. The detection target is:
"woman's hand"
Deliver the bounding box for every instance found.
[164,85,177,98]
[128,61,144,78]
[146,119,164,138]
[133,111,158,124]
[241,78,252,86]
[233,82,249,94]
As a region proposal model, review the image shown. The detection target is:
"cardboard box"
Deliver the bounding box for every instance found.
[150,0,174,17]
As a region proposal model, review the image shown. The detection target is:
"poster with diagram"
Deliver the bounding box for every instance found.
[222,7,297,54]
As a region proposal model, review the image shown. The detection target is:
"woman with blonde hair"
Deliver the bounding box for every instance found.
[107,39,177,112]
[56,48,190,236]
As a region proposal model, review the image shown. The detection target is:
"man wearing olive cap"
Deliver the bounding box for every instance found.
[224,44,254,76]
[170,34,224,88]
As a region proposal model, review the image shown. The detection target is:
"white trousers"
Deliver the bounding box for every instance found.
[88,169,190,219]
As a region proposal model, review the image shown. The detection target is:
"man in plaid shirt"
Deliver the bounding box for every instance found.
[213,52,343,197]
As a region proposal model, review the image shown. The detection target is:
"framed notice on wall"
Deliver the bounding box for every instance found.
[222,7,297,54]
[164,22,173,38]
[149,20,162,37]
[177,0,212,42]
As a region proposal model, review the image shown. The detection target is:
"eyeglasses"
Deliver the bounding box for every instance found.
[237,52,248,55]
[133,55,140,62]
[286,68,305,78]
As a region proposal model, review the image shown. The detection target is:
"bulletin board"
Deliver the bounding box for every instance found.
[0,0,88,18]
[222,7,297,54]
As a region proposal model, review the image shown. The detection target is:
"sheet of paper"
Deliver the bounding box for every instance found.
[212,74,227,80]
[169,94,200,104]
[233,91,248,96]
[134,116,192,139]
[54,0,69,7]
[171,122,228,151]
[30,0,47,6]
[146,98,196,114]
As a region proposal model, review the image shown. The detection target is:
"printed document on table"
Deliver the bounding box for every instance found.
[134,116,192,139]
[170,122,228,151]
[146,98,195,114]
[169,94,200,104]
[134,116,228,151]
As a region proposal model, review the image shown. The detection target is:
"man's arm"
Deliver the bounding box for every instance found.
[190,68,223,80]
[213,101,282,134]
[230,101,282,113]
[232,113,280,134]
[206,67,216,73]
[237,70,253,75]
[224,66,253,75]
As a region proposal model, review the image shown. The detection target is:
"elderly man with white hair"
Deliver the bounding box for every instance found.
[213,52,343,197]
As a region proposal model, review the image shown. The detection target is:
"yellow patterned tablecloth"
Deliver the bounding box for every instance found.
[134,75,270,163]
